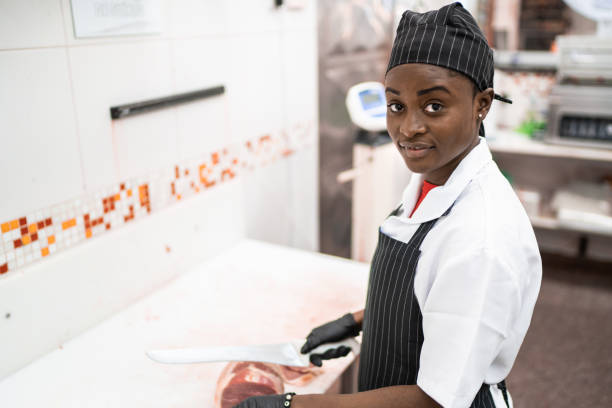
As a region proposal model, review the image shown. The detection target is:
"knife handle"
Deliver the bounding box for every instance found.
[306,337,361,357]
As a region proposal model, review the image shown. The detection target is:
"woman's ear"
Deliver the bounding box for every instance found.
[475,88,494,120]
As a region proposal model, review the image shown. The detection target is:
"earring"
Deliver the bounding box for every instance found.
[478,113,483,119]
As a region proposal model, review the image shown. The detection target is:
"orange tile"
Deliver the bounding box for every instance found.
[48,235,55,245]
[114,193,120,201]
[22,235,31,245]
[41,247,49,257]
[9,220,19,230]
[1,223,9,233]
[29,223,38,233]
[86,228,92,238]
[127,189,132,197]
[62,218,76,230]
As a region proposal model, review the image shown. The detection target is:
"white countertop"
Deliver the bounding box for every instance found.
[0,240,369,407]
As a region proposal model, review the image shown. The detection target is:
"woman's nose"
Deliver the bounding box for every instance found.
[399,113,426,138]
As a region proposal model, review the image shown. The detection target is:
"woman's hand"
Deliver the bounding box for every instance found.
[300,311,362,366]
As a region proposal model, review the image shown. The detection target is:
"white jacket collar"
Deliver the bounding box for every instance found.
[401,137,492,224]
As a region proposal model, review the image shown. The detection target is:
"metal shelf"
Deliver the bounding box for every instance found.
[494,50,558,72]
[530,214,612,237]
[488,130,612,163]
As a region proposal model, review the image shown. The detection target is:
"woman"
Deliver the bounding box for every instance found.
[235,3,541,407]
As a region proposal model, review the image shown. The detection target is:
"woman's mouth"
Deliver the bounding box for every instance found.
[398,142,435,158]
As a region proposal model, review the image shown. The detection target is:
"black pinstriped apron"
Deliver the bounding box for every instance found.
[357,206,509,407]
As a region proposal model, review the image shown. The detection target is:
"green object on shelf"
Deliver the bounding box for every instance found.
[515,119,547,138]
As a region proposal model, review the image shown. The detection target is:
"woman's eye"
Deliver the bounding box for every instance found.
[424,103,443,113]
[387,103,403,113]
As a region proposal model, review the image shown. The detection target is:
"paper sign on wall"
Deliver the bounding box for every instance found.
[70,0,162,38]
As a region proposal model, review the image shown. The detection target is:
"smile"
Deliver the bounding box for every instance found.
[398,142,435,158]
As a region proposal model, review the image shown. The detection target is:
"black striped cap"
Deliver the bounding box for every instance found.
[387,2,511,105]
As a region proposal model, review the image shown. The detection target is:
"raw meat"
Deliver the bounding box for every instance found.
[214,362,284,408]
[278,364,322,386]
[214,362,322,407]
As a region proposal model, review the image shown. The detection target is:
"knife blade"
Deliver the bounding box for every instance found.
[146,338,360,367]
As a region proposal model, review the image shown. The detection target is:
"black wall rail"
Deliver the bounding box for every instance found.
[110,85,225,120]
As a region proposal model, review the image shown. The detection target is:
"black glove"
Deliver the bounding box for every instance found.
[232,393,294,408]
[300,313,360,366]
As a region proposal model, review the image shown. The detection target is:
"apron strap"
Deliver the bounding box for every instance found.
[387,204,403,218]
[409,202,456,248]
[497,380,510,408]
[387,201,454,220]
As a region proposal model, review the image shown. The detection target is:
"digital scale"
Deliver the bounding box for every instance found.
[345,81,387,132]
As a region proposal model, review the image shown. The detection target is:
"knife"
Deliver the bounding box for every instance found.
[146,338,360,367]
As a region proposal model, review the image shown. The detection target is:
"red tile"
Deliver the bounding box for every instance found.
[0,263,8,274]
[120,183,125,190]
[106,223,111,230]
[20,226,28,235]
[45,218,52,226]
[19,217,27,226]
[31,232,38,241]
[37,221,45,229]
[13,239,22,248]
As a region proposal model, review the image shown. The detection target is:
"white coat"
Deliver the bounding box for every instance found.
[380,137,542,408]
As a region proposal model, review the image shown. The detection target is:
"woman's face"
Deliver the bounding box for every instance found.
[384,63,491,185]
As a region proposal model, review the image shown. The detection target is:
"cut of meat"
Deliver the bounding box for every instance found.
[214,362,284,408]
[214,362,324,407]
[278,364,322,386]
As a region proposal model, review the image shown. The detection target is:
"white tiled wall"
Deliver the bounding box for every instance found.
[0,0,66,49]
[68,41,177,189]
[166,0,229,38]
[172,37,230,161]
[228,0,283,34]
[226,31,285,145]
[0,0,318,379]
[0,48,83,221]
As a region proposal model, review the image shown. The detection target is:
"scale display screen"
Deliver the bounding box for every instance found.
[346,81,387,132]
[359,89,384,110]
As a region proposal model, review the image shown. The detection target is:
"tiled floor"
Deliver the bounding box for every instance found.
[508,254,612,407]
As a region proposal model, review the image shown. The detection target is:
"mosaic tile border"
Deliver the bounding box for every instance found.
[0,120,315,276]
